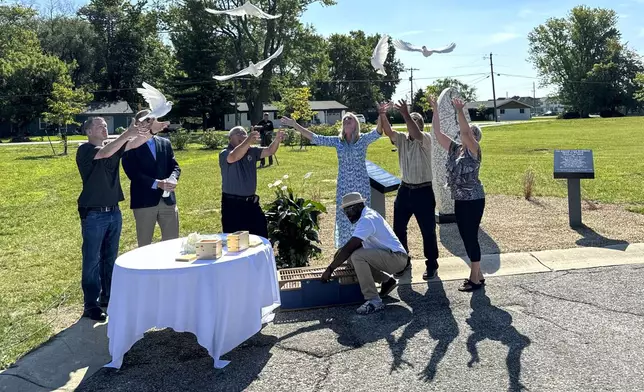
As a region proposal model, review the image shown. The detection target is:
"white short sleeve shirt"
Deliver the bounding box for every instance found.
[352,207,407,254]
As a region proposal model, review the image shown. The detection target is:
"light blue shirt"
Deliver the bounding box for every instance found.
[147,138,158,190]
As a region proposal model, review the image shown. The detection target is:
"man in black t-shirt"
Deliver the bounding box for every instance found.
[253,113,274,167]
[76,117,150,321]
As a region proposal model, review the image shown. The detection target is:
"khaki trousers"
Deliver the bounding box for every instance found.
[132,201,179,247]
[348,248,408,300]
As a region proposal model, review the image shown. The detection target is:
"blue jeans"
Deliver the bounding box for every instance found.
[80,209,122,310]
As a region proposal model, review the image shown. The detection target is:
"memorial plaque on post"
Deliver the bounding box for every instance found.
[553,149,594,228]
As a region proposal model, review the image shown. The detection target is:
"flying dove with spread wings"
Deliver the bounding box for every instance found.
[213,46,284,81]
[371,34,390,76]
[393,40,456,57]
[205,1,281,19]
[136,82,172,121]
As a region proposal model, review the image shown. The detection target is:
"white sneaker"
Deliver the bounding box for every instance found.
[356,300,385,315]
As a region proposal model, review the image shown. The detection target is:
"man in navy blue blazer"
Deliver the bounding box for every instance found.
[122,111,181,247]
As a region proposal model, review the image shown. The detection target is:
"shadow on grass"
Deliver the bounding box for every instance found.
[17,154,66,161]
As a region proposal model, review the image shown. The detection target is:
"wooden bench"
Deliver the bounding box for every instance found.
[278,264,363,310]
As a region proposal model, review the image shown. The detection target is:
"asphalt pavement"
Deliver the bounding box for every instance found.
[73,264,644,392]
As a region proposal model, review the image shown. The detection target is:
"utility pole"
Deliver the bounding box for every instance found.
[233,80,239,126]
[407,67,420,107]
[488,53,498,122]
[532,81,536,117]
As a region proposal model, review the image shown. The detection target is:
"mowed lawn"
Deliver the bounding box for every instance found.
[0,116,643,368]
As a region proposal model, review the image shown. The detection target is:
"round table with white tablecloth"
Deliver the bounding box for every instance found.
[105,235,280,369]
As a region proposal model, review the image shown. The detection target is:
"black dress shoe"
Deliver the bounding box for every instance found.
[422,267,437,280]
[379,277,398,298]
[83,308,107,321]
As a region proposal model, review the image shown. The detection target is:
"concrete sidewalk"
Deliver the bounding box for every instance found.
[1,243,643,392]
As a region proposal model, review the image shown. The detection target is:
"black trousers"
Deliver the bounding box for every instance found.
[221,194,269,238]
[393,183,439,270]
[260,133,273,166]
[454,198,485,262]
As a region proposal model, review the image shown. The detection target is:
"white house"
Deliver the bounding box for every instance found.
[223,101,348,130]
[466,99,533,121]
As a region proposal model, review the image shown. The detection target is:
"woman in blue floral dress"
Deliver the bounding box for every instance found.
[281,113,382,248]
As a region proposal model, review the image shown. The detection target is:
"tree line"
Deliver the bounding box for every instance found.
[1,2,643,138]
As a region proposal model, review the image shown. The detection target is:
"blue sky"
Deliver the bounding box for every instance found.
[301,0,644,102]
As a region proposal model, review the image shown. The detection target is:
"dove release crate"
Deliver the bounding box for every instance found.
[278,265,363,310]
[227,231,249,252]
[196,239,223,260]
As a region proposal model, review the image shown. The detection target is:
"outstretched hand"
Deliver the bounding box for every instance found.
[377,101,392,114]
[280,116,296,128]
[452,98,466,110]
[394,99,409,115]
[248,130,260,143]
[275,130,285,141]
[427,94,438,110]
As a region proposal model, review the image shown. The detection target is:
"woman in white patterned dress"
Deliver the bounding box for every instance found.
[281,113,382,248]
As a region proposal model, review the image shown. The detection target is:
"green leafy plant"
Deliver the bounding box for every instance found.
[201,130,227,150]
[169,129,190,150]
[265,172,327,269]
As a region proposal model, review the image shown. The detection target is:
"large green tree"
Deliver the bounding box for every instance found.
[635,73,644,103]
[201,0,336,124]
[315,31,404,115]
[78,0,175,103]
[527,6,642,116]
[0,5,71,135]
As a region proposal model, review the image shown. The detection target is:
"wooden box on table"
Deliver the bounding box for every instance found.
[227,231,249,252]
[196,239,223,260]
[278,265,363,310]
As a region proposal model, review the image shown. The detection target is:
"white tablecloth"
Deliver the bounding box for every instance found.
[105,235,280,369]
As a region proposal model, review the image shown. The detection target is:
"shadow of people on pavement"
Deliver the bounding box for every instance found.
[395,281,459,382]
[439,223,502,274]
[466,289,531,392]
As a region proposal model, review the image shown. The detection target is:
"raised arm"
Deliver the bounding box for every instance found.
[94,120,147,160]
[377,102,396,143]
[226,131,260,164]
[428,94,454,151]
[395,99,423,141]
[453,98,479,159]
[280,116,314,141]
[260,130,285,159]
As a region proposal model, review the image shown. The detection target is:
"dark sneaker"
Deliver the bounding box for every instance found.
[423,267,437,280]
[356,300,385,315]
[83,307,107,322]
[379,277,398,298]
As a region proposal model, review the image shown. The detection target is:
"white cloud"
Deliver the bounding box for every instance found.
[488,32,521,44]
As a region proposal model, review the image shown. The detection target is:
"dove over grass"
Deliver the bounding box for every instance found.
[205,1,281,19]
[213,45,284,81]
[136,82,172,121]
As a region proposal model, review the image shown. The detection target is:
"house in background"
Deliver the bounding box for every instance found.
[223,100,348,130]
[0,101,135,138]
[466,98,533,121]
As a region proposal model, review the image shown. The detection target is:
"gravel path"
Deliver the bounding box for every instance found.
[312,195,644,266]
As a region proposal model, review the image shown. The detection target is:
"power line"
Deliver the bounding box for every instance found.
[0,73,489,99]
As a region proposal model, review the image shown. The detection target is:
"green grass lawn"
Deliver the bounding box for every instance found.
[1,116,643,368]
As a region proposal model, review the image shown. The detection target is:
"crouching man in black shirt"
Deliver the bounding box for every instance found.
[76,117,151,321]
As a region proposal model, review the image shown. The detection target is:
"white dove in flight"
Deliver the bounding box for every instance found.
[371,34,390,76]
[205,1,281,19]
[213,45,284,81]
[393,40,456,57]
[136,82,172,120]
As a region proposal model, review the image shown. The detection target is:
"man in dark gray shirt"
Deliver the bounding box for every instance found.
[76,117,150,321]
[219,126,284,238]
